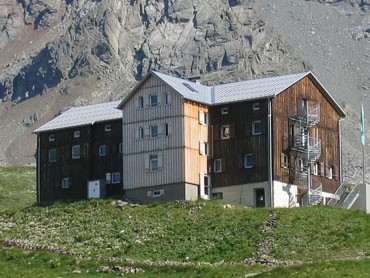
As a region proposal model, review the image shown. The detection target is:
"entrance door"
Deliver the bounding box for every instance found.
[255,188,265,207]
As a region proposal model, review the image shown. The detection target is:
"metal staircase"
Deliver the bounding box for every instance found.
[327,182,360,209]
[290,101,322,206]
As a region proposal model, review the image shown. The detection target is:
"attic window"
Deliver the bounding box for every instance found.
[49,134,55,142]
[183,83,198,93]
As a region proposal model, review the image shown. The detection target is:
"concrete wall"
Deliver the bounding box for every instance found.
[124,182,198,203]
[211,182,270,207]
[352,183,370,213]
[272,181,298,208]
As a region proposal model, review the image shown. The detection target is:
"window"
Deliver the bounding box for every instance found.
[253,103,260,110]
[106,173,111,184]
[243,154,256,168]
[199,110,208,125]
[137,127,144,139]
[165,93,171,105]
[152,189,164,197]
[49,134,55,142]
[150,155,159,171]
[49,148,56,162]
[74,130,80,138]
[99,145,107,156]
[119,143,123,153]
[164,123,170,136]
[326,165,333,179]
[199,141,209,156]
[297,159,304,172]
[212,192,223,199]
[61,177,71,189]
[252,121,262,135]
[214,159,222,173]
[105,124,111,132]
[139,96,144,109]
[221,107,229,115]
[281,153,289,168]
[112,172,121,184]
[72,145,80,159]
[150,125,158,138]
[150,95,158,107]
[221,125,230,139]
[203,175,210,197]
[312,162,319,175]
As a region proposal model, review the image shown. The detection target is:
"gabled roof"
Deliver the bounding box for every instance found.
[118,70,345,117]
[33,100,122,133]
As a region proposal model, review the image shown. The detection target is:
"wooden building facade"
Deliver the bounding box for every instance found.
[118,71,345,207]
[34,101,123,203]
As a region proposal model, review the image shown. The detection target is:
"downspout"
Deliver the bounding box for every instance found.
[339,118,344,185]
[268,98,274,207]
[37,134,41,204]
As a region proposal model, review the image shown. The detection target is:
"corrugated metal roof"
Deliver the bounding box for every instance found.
[152,71,310,105]
[33,100,122,133]
[213,72,310,104]
[152,71,212,104]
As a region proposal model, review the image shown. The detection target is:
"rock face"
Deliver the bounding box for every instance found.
[0,0,368,184]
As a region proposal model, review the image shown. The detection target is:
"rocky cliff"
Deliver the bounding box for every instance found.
[0,0,369,182]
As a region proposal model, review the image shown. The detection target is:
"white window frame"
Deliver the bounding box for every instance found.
[200,173,211,200]
[49,134,55,142]
[72,145,81,159]
[214,159,222,173]
[49,148,56,162]
[150,154,159,171]
[61,177,71,189]
[105,124,111,132]
[112,172,121,184]
[74,130,80,138]
[253,103,260,110]
[252,120,262,135]
[243,154,255,168]
[199,141,209,156]
[199,110,208,125]
[150,95,158,107]
[150,125,158,138]
[139,96,144,109]
[221,125,230,139]
[99,145,107,156]
[221,107,229,115]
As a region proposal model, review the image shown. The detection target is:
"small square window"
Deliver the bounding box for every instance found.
[221,107,229,115]
[253,103,260,110]
[105,124,111,132]
[221,125,230,139]
[153,190,162,197]
[150,95,158,107]
[99,145,107,156]
[112,172,121,184]
[252,121,262,135]
[61,177,71,189]
[74,130,80,138]
[49,148,56,162]
[150,155,159,171]
[72,145,80,159]
[243,154,256,168]
[326,165,333,179]
[151,125,158,138]
[49,134,55,142]
[214,159,222,173]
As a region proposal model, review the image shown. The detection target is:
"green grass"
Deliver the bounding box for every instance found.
[2,166,370,277]
[0,167,36,211]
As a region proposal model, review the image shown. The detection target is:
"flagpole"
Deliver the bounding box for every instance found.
[361,95,366,185]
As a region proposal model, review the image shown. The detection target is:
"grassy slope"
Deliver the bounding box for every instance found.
[1,167,370,277]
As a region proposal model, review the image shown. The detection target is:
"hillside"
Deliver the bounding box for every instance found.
[1,167,370,277]
[0,0,370,183]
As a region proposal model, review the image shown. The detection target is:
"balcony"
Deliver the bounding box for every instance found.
[290,103,320,127]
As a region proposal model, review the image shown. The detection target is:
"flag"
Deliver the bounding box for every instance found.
[361,102,366,146]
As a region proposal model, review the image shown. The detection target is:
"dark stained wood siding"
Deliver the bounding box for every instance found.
[210,100,269,187]
[272,75,342,193]
[37,119,123,203]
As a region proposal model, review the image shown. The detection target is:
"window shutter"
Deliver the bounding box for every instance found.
[158,125,163,135]
[135,128,140,139]
[199,111,203,124]
[158,154,163,169]
[145,95,150,107]
[157,94,161,105]
[144,155,149,171]
[281,153,285,168]
[144,126,150,138]
[199,141,205,155]
[135,98,139,109]
[166,93,171,104]
[319,162,324,176]
[167,123,172,135]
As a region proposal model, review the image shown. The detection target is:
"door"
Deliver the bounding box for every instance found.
[88,181,100,199]
[255,188,265,207]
